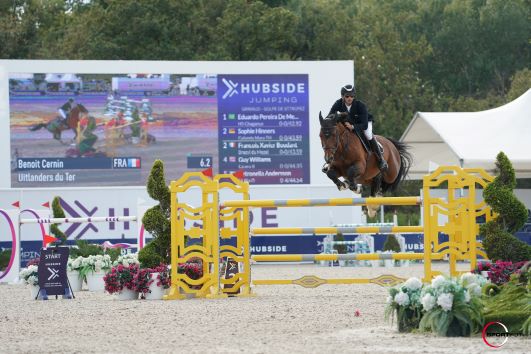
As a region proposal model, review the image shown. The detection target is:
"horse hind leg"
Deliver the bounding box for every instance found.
[367,175,383,218]
[346,165,363,194]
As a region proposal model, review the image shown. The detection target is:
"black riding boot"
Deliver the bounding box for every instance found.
[370,138,388,171]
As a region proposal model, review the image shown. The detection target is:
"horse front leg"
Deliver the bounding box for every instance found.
[326,168,349,191]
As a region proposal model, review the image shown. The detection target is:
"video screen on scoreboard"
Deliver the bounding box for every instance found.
[9,73,309,187]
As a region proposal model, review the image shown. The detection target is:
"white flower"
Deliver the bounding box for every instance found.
[464,290,471,303]
[431,275,446,289]
[460,273,479,287]
[386,295,393,304]
[421,293,436,312]
[467,283,481,297]
[394,292,410,306]
[437,293,454,312]
[27,275,38,286]
[404,277,422,291]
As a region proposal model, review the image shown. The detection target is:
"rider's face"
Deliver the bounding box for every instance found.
[343,95,354,105]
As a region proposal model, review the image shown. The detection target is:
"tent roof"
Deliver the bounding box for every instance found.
[400,89,531,179]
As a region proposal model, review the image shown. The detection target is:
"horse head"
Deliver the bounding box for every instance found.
[319,111,346,164]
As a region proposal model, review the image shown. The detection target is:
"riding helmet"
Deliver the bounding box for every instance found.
[340,84,355,97]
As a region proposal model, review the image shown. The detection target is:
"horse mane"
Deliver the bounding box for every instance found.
[75,103,89,113]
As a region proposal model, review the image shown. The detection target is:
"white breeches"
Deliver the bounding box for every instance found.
[363,121,373,140]
[58,109,67,119]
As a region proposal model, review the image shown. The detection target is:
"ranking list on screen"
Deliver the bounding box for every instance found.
[217,74,309,185]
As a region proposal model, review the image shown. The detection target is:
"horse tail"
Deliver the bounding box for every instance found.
[381,138,412,193]
[29,123,46,131]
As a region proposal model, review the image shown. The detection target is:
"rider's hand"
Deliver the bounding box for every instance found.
[344,122,353,130]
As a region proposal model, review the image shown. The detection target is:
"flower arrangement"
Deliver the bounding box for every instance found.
[472,260,491,274]
[112,253,139,267]
[67,256,84,272]
[419,274,484,336]
[178,259,203,280]
[487,260,526,285]
[79,254,112,279]
[103,263,139,294]
[384,277,424,332]
[135,264,171,298]
[19,265,39,286]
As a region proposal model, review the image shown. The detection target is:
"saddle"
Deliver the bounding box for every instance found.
[352,128,384,154]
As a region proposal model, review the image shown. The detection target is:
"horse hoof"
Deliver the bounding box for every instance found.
[322,164,330,173]
[350,184,362,194]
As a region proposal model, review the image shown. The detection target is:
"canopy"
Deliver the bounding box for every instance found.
[400,89,531,179]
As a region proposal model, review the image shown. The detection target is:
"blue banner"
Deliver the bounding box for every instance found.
[217,74,310,184]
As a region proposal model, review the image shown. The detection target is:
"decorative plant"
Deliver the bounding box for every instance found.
[103,263,139,294]
[334,232,347,254]
[487,260,526,285]
[384,277,424,332]
[67,256,83,272]
[481,152,531,262]
[79,254,112,280]
[138,160,171,268]
[0,249,12,271]
[483,261,531,334]
[112,253,139,267]
[70,240,121,262]
[135,264,171,298]
[178,259,203,281]
[472,260,492,274]
[419,274,484,336]
[50,196,67,245]
[19,265,39,286]
[383,234,401,253]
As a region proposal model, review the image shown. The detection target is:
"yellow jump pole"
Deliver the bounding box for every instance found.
[222,196,422,208]
[251,225,424,235]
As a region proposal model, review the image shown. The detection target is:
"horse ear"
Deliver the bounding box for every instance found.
[319,111,324,126]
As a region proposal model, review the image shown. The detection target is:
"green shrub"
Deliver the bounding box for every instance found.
[50,196,67,245]
[0,249,12,270]
[139,160,171,267]
[383,234,401,253]
[334,232,347,254]
[70,240,104,258]
[481,152,531,262]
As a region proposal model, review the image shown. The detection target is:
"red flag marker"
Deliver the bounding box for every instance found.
[233,170,244,180]
[201,167,213,178]
[43,234,58,245]
[42,201,50,208]
[11,201,20,208]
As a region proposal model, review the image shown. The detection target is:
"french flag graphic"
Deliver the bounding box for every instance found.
[128,158,141,168]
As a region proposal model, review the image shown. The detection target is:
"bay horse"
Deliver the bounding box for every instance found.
[319,112,412,216]
[29,104,88,144]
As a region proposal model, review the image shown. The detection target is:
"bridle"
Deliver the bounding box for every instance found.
[321,124,350,164]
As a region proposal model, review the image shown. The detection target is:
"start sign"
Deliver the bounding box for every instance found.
[37,247,71,298]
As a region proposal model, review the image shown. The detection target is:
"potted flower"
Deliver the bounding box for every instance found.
[103,263,139,300]
[384,277,424,332]
[80,254,112,292]
[135,264,170,300]
[19,265,40,299]
[488,260,526,285]
[419,274,484,336]
[112,253,139,267]
[67,256,84,292]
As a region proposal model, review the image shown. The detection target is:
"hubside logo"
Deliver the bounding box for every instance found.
[222,78,239,99]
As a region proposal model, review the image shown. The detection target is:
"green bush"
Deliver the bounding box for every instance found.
[481,152,531,262]
[50,196,67,245]
[334,232,347,254]
[383,234,401,253]
[0,249,12,271]
[70,240,104,258]
[482,266,531,334]
[139,159,171,268]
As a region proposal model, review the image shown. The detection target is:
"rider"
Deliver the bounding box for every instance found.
[58,98,75,124]
[328,84,388,171]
